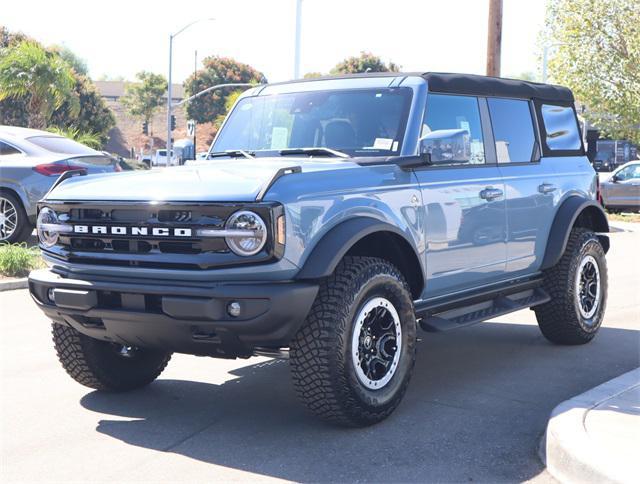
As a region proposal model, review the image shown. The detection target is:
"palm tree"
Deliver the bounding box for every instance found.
[0,41,78,128]
[47,127,102,150]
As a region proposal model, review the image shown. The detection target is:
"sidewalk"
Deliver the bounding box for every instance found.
[544,368,640,484]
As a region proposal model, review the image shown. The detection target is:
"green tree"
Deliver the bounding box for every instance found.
[52,45,88,76]
[120,71,167,134]
[543,0,640,144]
[50,74,115,144]
[0,41,78,128]
[303,71,323,79]
[0,28,35,126]
[184,56,266,124]
[0,27,114,144]
[330,52,400,75]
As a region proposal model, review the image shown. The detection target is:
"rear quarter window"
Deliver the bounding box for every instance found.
[540,104,582,151]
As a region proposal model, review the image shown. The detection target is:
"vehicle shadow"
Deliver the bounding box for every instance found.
[80,322,639,482]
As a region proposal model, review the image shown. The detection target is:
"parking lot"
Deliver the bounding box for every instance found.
[1,225,638,483]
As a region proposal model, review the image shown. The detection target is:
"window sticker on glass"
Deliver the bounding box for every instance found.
[270,127,289,150]
[373,138,394,150]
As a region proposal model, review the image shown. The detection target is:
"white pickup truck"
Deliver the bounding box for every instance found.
[152,149,177,167]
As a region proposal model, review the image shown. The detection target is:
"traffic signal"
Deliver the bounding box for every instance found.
[170,115,176,131]
[142,121,148,135]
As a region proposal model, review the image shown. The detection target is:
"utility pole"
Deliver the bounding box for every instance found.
[293,0,303,79]
[486,0,503,77]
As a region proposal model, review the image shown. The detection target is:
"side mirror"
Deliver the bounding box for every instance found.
[419,129,471,164]
[610,174,619,183]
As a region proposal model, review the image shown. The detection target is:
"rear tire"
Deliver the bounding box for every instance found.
[0,191,32,244]
[52,323,171,391]
[535,228,607,345]
[290,256,417,426]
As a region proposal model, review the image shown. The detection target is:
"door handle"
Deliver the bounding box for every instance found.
[538,183,557,194]
[479,187,503,201]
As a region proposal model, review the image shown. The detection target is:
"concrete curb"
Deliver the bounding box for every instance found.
[544,368,640,484]
[0,277,28,292]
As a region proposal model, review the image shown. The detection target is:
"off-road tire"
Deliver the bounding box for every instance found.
[52,323,171,391]
[290,256,417,426]
[535,228,607,345]
[0,190,32,244]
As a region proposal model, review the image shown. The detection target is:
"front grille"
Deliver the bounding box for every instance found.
[42,201,280,270]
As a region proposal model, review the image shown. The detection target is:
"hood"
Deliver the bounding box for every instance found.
[47,157,358,202]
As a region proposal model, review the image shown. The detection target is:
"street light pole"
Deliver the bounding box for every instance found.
[293,0,303,79]
[193,49,197,155]
[166,18,214,161]
[167,34,174,160]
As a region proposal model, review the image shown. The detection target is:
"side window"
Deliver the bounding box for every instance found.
[0,141,21,156]
[540,104,581,151]
[616,165,640,181]
[487,98,536,163]
[422,94,485,165]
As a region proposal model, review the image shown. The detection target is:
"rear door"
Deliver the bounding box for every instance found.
[414,93,507,297]
[487,97,557,275]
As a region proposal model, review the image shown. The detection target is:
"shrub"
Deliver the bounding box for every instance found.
[0,244,43,277]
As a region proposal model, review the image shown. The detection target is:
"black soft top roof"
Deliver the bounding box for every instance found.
[422,72,574,103]
[269,72,574,104]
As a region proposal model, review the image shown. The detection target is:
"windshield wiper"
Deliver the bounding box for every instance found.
[207,150,255,159]
[279,147,349,158]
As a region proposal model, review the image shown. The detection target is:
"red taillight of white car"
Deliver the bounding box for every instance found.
[33,163,84,176]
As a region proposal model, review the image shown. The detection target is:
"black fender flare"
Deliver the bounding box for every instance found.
[541,196,610,270]
[296,217,421,280]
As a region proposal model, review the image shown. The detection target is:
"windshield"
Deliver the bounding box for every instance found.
[212,88,413,157]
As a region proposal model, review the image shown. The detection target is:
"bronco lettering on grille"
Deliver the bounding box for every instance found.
[73,226,192,237]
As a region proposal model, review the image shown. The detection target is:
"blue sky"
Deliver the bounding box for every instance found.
[2,0,548,83]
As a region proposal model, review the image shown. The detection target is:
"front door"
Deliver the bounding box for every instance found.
[604,163,640,210]
[414,94,507,298]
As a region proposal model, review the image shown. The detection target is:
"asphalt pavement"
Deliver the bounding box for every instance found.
[1,226,638,483]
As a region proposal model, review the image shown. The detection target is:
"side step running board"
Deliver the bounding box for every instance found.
[419,287,550,333]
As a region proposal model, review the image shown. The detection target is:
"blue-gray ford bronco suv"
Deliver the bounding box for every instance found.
[29,73,610,426]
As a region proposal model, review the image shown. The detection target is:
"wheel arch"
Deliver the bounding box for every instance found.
[296,218,425,299]
[541,196,610,270]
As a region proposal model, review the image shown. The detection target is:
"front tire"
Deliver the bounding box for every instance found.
[535,228,607,345]
[290,256,417,426]
[52,324,171,391]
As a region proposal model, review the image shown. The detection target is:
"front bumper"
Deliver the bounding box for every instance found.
[29,269,318,358]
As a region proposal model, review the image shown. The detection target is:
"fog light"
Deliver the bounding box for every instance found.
[47,288,56,303]
[227,301,241,317]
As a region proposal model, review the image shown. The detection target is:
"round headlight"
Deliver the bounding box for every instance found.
[37,207,60,248]
[225,210,267,256]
